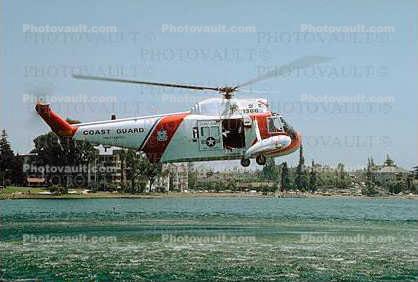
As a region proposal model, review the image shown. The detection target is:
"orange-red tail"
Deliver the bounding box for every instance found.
[35,103,76,137]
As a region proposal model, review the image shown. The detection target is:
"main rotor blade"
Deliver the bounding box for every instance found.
[73,75,221,92]
[235,56,333,89]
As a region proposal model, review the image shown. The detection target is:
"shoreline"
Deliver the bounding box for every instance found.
[1,190,417,200]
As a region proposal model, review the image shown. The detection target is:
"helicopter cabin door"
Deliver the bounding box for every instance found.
[197,120,223,151]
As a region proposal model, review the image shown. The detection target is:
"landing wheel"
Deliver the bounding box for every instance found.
[240,158,250,167]
[256,155,267,165]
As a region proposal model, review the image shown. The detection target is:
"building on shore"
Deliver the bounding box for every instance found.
[88,145,125,190]
[18,144,191,191]
[165,163,189,192]
[92,146,189,192]
[91,146,191,192]
[371,155,408,184]
[25,177,46,187]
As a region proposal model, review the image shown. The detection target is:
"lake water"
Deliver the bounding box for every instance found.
[1,197,417,281]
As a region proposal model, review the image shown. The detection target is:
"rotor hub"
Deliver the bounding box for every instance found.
[219,87,237,99]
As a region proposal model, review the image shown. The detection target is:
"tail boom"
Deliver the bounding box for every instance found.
[35,103,77,137]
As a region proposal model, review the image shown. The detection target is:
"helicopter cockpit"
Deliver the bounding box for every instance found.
[268,114,296,138]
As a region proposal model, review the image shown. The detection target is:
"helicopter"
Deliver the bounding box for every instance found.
[36,56,331,167]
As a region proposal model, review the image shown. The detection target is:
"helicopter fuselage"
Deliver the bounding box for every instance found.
[38,56,330,166]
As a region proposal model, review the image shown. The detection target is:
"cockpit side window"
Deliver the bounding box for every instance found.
[267,116,283,133]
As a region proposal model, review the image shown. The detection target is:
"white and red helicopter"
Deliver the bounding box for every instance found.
[36,56,330,167]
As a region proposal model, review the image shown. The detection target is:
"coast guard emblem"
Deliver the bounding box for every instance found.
[157,129,168,142]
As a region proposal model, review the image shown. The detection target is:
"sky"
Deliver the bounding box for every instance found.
[1,0,417,170]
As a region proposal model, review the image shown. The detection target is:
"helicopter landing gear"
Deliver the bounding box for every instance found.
[256,154,266,165]
[240,158,250,167]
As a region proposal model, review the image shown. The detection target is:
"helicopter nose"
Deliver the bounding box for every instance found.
[293,131,302,149]
[279,135,292,148]
[280,131,302,155]
[283,131,301,151]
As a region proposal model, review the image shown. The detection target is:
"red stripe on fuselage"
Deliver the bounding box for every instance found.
[142,113,188,162]
[250,112,270,140]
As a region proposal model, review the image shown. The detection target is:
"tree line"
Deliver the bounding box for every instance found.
[0,129,164,193]
[260,145,351,193]
[1,128,417,195]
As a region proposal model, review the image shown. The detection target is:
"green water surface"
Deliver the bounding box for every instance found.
[1,197,417,281]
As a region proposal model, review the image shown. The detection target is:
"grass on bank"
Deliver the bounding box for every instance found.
[1,186,417,200]
[0,186,170,199]
[1,186,44,194]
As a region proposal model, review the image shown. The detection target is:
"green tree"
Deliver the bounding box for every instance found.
[280,162,290,192]
[32,132,97,166]
[309,160,317,192]
[362,158,378,196]
[386,180,406,194]
[262,157,280,192]
[369,157,375,168]
[118,150,127,192]
[335,163,350,189]
[406,173,415,193]
[124,150,143,193]
[139,156,163,192]
[48,185,68,195]
[412,166,418,179]
[295,145,307,191]
[262,157,279,181]
[0,130,15,168]
[0,130,23,185]
[227,179,237,192]
[187,162,197,190]
[31,132,97,188]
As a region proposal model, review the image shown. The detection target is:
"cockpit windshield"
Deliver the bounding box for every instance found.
[279,116,297,138]
[279,117,288,130]
[267,114,284,133]
[267,114,296,138]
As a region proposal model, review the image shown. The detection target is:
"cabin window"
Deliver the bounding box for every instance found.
[211,126,220,137]
[192,127,199,139]
[201,127,210,137]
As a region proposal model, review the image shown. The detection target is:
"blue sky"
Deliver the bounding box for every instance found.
[1,0,417,169]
